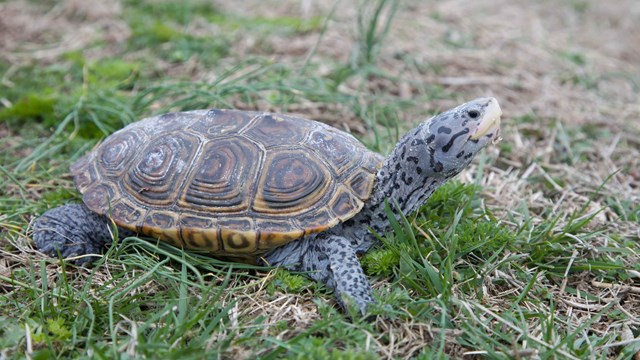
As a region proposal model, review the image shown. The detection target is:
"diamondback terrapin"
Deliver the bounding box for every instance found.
[33,97,502,313]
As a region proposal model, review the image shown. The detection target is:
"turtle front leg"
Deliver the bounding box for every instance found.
[33,203,133,265]
[319,234,376,313]
[264,233,375,314]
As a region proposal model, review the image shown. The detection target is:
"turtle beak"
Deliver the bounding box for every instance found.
[470,97,502,140]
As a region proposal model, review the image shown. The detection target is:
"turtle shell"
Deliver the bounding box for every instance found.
[71,109,383,259]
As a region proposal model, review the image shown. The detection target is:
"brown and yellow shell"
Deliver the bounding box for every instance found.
[71,109,383,259]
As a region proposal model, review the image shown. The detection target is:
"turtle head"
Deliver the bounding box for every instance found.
[364,97,502,231]
[423,97,502,177]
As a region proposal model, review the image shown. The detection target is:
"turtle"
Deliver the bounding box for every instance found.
[33,97,502,313]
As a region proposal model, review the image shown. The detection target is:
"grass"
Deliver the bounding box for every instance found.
[2,0,640,358]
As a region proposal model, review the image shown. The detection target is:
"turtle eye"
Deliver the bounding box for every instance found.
[467,110,480,119]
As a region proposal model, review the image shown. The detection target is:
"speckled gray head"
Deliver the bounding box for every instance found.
[360,97,502,229]
[423,97,502,177]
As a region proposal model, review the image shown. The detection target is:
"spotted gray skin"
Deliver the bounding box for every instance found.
[33,97,501,314]
[262,97,501,311]
[33,203,135,265]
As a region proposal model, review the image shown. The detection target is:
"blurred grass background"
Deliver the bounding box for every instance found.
[1,0,639,358]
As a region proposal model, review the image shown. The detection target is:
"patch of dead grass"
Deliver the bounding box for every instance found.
[0,0,128,64]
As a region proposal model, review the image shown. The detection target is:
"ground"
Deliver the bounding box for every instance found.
[1,0,639,358]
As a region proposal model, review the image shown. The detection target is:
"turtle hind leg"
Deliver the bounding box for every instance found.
[33,203,133,265]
